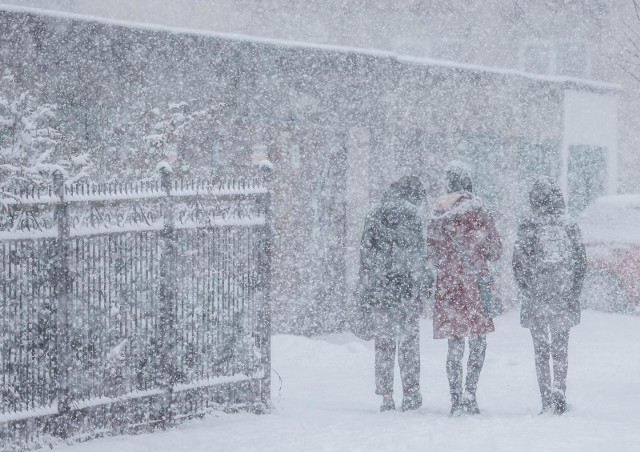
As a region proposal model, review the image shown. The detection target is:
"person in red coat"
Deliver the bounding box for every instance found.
[427,161,502,416]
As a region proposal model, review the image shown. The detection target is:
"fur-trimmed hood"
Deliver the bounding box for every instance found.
[430,192,485,222]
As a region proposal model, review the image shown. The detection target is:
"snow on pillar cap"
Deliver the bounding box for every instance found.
[156,161,173,174]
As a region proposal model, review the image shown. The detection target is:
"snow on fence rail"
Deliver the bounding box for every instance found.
[0,165,272,449]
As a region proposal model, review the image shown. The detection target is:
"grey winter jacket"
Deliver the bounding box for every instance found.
[512,180,587,330]
[359,187,433,313]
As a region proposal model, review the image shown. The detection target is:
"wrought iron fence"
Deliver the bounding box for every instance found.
[0,166,272,449]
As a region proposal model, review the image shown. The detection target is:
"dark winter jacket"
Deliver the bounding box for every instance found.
[359,177,433,314]
[512,178,587,330]
[427,191,502,339]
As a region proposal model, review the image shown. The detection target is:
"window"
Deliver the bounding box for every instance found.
[568,145,606,215]
[457,135,503,211]
[431,39,469,62]
[521,42,552,74]
[520,41,590,77]
[516,141,560,215]
[556,42,589,78]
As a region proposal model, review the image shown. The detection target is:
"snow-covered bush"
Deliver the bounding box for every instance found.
[140,101,223,179]
[0,72,89,197]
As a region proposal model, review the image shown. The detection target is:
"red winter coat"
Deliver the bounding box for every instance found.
[427,192,502,339]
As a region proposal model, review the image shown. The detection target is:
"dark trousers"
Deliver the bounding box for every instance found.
[374,311,420,397]
[446,335,486,395]
[530,322,570,402]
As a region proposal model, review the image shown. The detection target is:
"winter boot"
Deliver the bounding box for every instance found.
[539,391,554,415]
[380,395,396,412]
[450,393,464,417]
[462,390,480,415]
[552,389,567,415]
[401,391,422,412]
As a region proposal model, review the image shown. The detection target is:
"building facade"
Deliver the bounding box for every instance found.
[0,6,620,333]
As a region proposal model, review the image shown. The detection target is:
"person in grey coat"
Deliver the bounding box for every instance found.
[359,175,433,412]
[512,177,587,414]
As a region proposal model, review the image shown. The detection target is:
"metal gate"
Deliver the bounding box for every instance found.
[0,166,272,448]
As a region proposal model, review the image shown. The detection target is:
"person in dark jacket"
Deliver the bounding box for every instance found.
[512,177,587,415]
[427,161,502,416]
[359,175,433,412]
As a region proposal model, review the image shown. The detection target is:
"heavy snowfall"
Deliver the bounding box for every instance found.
[1,1,639,451]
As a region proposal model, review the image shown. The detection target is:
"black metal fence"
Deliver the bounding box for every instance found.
[0,166,272,449]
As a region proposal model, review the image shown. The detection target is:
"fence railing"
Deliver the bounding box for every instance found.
[0,165,272,449]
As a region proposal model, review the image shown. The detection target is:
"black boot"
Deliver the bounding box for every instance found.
[380,395,396,412]
[450,393,464,417]
[539,391,554,415]
[462,390,480,415]
[552,389,566,415]
[401,391,422,412]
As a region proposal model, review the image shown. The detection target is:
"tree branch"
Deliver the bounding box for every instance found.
[615,59,640,84]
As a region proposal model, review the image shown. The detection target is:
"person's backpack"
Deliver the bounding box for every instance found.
[536,222,573,267]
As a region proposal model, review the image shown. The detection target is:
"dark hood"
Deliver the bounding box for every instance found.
[445,161,473,193]
[383,175,426,206]
[529,177,565,215]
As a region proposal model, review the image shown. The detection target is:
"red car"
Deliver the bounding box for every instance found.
[578,195,640,314]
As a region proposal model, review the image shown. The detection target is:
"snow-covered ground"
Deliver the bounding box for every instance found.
[60,310,640,452]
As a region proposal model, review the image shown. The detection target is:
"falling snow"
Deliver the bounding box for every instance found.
[1,1,639,451]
